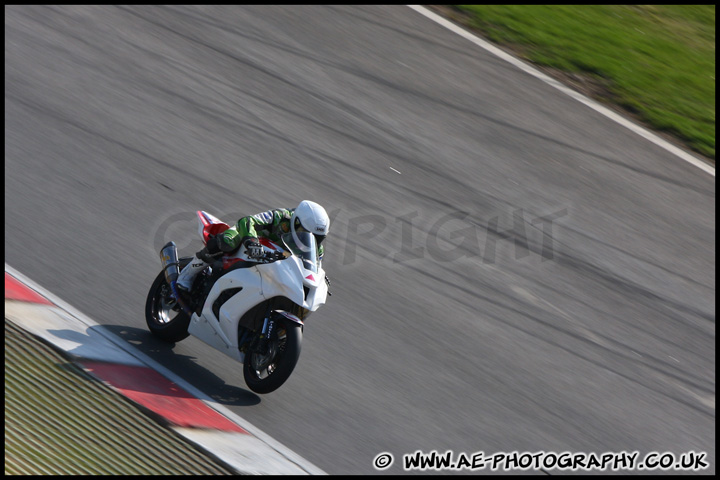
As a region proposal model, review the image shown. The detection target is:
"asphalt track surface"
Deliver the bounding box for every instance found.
[5,5,714,475]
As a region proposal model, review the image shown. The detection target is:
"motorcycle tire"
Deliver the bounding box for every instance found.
[243,321,302,394]
[145,257,192,343]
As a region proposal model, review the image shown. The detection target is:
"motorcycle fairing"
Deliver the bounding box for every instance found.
[272,310,304,325]
[187,215,327,363]
[197,210,230,246]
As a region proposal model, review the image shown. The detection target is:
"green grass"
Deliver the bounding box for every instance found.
[4,320,234,475]
[453,5,715,160]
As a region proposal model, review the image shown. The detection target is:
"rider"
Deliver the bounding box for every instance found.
[176,200,330,295]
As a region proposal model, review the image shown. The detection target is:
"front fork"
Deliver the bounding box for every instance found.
[238,303,276,355]
[257,316,276,354]
[240,308,304,355]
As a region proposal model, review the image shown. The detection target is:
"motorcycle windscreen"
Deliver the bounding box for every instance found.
[280,231,318,273]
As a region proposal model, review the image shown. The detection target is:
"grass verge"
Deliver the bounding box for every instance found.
[438,5,715,160]
[4,319,234,475]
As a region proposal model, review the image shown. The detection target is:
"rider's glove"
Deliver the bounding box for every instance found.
[244,238,263,259]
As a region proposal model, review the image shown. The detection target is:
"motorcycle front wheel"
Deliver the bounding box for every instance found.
[243,322,302,394]
[145,257,192,343]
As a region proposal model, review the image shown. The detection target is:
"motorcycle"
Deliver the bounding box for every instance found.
[145,211,330,394]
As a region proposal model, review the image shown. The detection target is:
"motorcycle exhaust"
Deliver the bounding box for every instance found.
[159,241,193,316]
[160,241,180,285]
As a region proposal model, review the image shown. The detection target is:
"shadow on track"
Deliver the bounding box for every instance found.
[102,324,261,407]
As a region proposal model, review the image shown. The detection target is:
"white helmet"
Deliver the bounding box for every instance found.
[291,200,330,248]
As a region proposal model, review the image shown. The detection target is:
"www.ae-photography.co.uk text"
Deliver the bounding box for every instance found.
[374,449,709,472]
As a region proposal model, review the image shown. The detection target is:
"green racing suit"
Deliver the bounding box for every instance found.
[217,208,325,260]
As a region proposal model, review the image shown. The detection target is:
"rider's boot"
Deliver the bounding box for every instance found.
[176,254,207,296]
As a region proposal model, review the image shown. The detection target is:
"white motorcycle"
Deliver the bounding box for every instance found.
[145,211,330,394]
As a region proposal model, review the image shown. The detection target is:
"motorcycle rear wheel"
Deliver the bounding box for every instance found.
[145,257,192,343]
[243,322,302,394]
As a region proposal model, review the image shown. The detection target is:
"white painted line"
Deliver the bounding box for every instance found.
[389,166,402,175]
[407,5,715,177]
[5,302,146,367]
[173,429,320,475]
[4,263,326,475]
